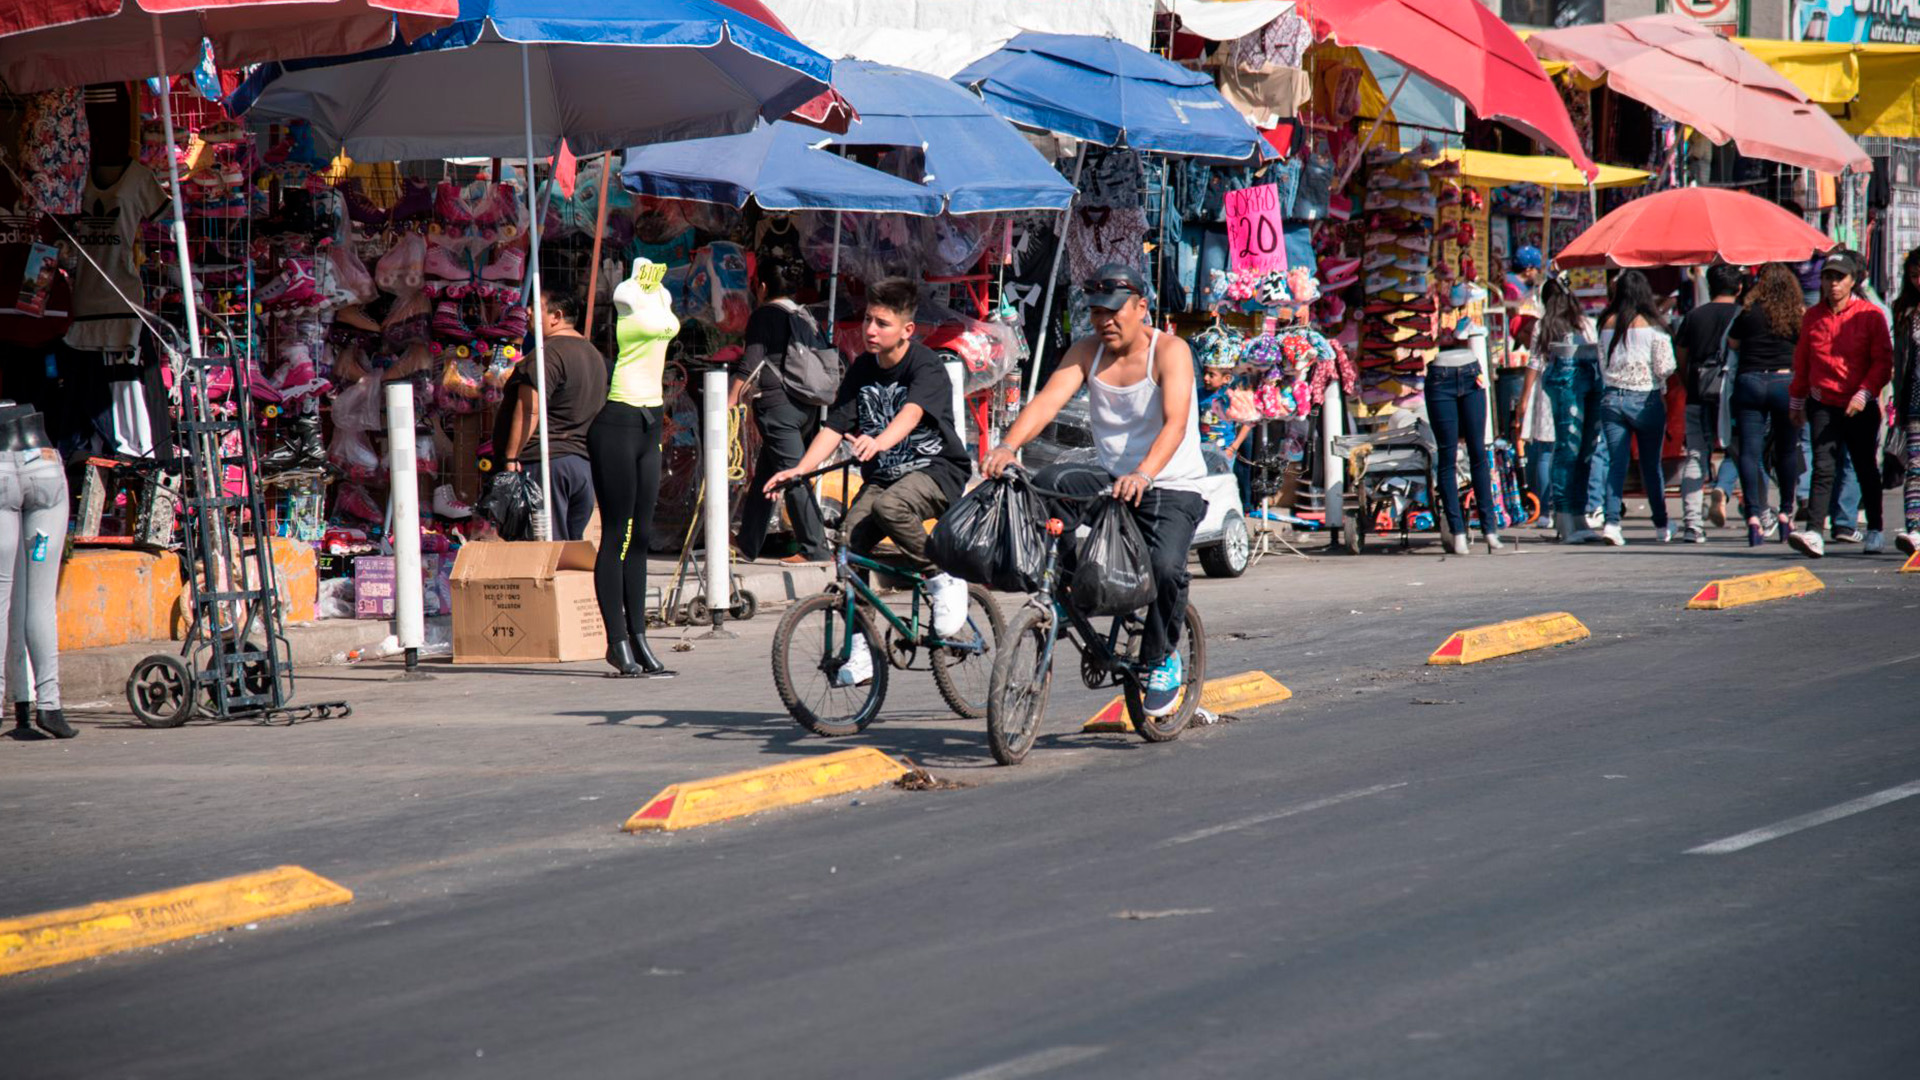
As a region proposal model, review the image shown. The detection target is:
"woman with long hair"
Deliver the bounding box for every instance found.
[1529,274,1600,541]
[1889,248,1920,553]
[1727,263,1805,545]
[731,257,831,564]
[1588,270,1676,545]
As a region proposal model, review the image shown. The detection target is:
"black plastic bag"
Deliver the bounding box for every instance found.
[1071,499,1156,616]
[928,477,1046,593]
[479,470,543,541]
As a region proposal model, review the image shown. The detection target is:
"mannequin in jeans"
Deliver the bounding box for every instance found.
[0,402,72,739]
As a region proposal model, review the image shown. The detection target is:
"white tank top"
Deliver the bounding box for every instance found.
[1089,330,1208,495]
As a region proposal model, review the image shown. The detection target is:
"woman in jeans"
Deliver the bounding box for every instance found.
[1532,276,1600,542]
[1588,270,1676,545]
[1424,329,1503,556]
[1891,249,1920,554]
[1727,263,1805,546]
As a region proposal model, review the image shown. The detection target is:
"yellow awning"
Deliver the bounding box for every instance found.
[1733,38,1920,139]
[1431,149,1649,190]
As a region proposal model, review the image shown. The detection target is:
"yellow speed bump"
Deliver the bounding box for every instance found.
[1083,670,1292,733]
[1686,567,1824,610]
[623,747,910,832]
[1902,552,1920,573]
[1427,612,1589,665]
[0,865,352,978]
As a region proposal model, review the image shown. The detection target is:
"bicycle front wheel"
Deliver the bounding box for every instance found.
[1124,602,1207,743]
[771,592,889,737]
[931,585,1005,720]
[986,604,1054,766]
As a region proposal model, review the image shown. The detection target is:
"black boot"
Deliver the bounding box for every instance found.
[7,701,46,741]
[631,635,676,679]
[33,707,76,740]
[263,412,325,473]
[605,639,645,677]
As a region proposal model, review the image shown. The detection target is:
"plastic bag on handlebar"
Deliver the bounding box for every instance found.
[1071,498,1157,616]
[928,476,1045,594]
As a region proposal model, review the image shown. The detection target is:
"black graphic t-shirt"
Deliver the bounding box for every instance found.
[826,341,968,500]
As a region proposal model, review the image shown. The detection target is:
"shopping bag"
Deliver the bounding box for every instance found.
[1071,498,1156,616]
[928,477,1046,594]
[479,470,544,542]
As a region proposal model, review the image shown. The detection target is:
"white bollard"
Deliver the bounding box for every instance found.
[384,382,429,676]
[1322,382,1345,533]
[699,366,734,637]
[945,359,969,465]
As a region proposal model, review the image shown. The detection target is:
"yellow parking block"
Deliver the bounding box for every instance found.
[623,747,911,832]
[1427,612,1589,665]
[1686,567,1824,610]
[1083,670,1293,733]
[0,866,352,978]
[1902,552,1920,573]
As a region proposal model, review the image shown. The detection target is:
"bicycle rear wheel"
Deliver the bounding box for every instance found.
[771,592,889,737]
[931,585,1005,720]
[986,604,1053,766]
[1124,602,1207,743]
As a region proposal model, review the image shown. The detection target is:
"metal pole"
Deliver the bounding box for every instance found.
[584,152,614,330]
[1335,70,1412,191]
[1027,145,1085,402]
[149,18,202,364]
[385,382,431,679]
[522,43,555,541]
[698,366,735,638]
[826,209,843,327]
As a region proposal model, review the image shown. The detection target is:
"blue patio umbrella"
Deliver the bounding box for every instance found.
[232,0,832,545]
[953,31,1272,162]
[621,124,943,215]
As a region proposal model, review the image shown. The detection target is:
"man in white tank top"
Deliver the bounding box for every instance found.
[984,264,1208,718]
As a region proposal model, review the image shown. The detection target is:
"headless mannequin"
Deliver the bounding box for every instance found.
[0,401,72,739]
[588,260,679,677]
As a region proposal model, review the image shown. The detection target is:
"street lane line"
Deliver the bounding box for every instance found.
[0,866,352,978]
[1159,782,1408,847]
[941,1046,1107,1080]
[1686,780,1920,855]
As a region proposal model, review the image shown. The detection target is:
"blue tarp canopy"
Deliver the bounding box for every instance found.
[954,31,1273,161]
[229,0,831,160]
[621,123,943,215]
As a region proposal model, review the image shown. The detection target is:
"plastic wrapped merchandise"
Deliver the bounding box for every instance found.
[1070,498,1155,616]
[478,469,543,541]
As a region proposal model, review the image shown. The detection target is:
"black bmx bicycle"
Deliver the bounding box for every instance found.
[985,469,1206,766]
[769,461,1004,737]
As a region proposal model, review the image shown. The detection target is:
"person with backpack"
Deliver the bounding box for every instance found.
[1671,264,1744,543]
[1727,264,1805,545]
[732,258,836,563]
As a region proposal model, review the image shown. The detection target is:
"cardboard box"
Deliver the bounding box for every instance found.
[450,541,606,664]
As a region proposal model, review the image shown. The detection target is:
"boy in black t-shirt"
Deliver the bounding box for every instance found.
[765,278,970,684]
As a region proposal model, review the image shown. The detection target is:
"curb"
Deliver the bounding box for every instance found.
[1083,670,1292,734]
[0,865,352,978]
[1428,612,1589,665]
[623,747,911,832]
[1686,567,1824,610]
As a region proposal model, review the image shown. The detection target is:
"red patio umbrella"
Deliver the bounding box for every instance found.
[1300,0,1596,180]
[710,0,855,134]
[1554,186,1838,269]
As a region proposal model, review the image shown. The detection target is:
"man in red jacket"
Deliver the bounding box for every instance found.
[1789,249,1892,558]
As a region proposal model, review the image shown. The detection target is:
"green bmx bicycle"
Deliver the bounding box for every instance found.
[770,462,1004,737]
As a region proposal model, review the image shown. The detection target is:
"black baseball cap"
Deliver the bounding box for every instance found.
[1083,263,1149,310]
[1820,249,1863,279]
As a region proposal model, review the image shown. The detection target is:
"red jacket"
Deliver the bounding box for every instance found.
[1791,297,1892,408]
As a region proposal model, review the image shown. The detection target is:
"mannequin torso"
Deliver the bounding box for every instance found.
[610,259,679,408]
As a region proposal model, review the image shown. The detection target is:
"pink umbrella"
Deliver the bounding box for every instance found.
[1527,14,1870,175]
[1554,186,1838,269]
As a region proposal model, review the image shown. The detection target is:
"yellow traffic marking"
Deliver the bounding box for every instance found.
[623,747,911,832]
[1427,612,1589,665]
[1686,567,1824,610]
[1083,670,1293,733]
[0,866,352,978]
[1901,552,1920,573]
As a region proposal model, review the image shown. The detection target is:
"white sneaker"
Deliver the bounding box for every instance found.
[1585,508,1606,530]
[1602,524,1625,546]
[432,483,473,519]
[1863,529,1886,554]
[1484,533,1503,553]
[1450,534,1469,556]
[833,633,874,687]
[1655,524,1674,543]
[927,572,969,637]
[1897,532,1920,555]
[1788,531,1825,559]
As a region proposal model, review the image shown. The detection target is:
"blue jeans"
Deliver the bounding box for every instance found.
[1178,223,1230,312]
[1796,421,1861,529]
[1594,386,1668,527]
[1424,363,1497,536]
[1525,439,1554,517]
[1733,370,1801,522]
[1544,346,1601,515]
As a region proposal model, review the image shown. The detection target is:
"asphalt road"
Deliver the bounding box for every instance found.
[4,517,1918,1079]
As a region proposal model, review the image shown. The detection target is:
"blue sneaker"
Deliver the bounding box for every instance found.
[1143,649,1184,718]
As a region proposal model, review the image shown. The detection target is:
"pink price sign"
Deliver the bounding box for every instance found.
[1224,183,1288,275]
